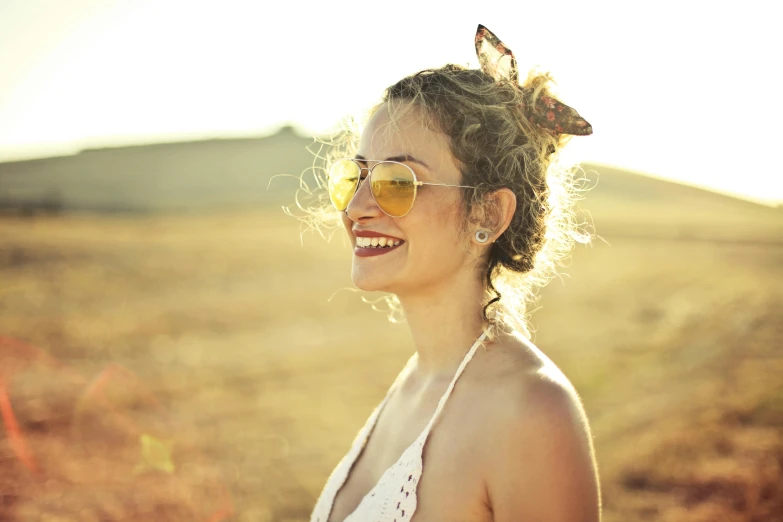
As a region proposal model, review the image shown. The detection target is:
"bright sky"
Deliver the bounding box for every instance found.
[1,0,781,204]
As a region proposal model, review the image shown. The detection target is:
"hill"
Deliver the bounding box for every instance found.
[0,126,315,214]
[582,164,782,243]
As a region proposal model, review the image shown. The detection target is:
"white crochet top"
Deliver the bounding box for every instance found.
[310,331,488,522]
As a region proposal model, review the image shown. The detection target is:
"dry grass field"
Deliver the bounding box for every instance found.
[1,145,782,521]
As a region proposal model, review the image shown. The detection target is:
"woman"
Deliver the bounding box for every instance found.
[308,25,600,522]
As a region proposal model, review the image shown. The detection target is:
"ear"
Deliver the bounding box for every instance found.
[472,188,516,242]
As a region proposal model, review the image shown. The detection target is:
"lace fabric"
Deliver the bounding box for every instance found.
[310,331,488,522]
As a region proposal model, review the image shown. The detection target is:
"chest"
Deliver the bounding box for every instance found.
[326,381,493,522]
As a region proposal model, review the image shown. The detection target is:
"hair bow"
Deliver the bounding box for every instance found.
[475,24,592,136]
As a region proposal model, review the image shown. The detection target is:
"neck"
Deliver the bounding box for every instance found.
[398,267,488,381]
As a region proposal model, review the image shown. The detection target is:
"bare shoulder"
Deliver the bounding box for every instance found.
[482,332,586,423]
[474,331,601,522]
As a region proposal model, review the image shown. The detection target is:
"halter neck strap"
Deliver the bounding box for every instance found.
[420,330,488,436]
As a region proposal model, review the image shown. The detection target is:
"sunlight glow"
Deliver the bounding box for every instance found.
[0,0,780,204]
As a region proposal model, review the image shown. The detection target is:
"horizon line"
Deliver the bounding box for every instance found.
[0,129,781,209]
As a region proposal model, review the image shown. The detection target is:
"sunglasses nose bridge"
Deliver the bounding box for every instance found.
[355,165,372,192]
[345,165,381,216]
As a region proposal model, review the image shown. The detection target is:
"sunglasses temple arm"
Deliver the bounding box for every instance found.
[418,182,477,189]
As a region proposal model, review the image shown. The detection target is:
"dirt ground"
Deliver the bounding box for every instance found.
[1,209,782,521]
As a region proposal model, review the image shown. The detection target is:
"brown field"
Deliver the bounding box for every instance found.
[1,156,783,521]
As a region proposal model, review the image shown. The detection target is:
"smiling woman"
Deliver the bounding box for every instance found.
[300,25,601,522]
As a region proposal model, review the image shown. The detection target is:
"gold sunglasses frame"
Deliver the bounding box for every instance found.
[330,158,475,218]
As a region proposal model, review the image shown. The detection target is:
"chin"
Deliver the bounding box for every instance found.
[351,273,390,293]
[351,265,398,294]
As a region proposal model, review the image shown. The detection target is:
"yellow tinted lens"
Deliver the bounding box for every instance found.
[370,162,416,217]
[328,160,360,211]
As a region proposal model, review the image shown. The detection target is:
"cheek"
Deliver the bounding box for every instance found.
[407,193,466,244]
[424,192,465,232]
[341,215,353,241]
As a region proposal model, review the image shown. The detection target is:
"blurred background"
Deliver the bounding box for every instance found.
[1,1,782,521]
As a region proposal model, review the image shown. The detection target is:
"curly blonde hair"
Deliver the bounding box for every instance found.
[290,64,592,338]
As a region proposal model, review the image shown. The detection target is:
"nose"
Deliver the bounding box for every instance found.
[344,169,382,221]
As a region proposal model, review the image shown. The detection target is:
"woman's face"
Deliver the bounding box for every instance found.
[341,103,477,297]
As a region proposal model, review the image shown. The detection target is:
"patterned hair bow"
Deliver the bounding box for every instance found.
[475,24,592,136]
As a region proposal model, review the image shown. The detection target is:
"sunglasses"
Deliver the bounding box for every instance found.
[328,158,474,218]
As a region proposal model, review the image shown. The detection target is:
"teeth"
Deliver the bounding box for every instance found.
[356,236,402,248]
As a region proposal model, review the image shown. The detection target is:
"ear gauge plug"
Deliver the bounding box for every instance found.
[475,230,490,243]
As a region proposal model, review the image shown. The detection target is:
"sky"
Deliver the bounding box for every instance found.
[0,0,781,205]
